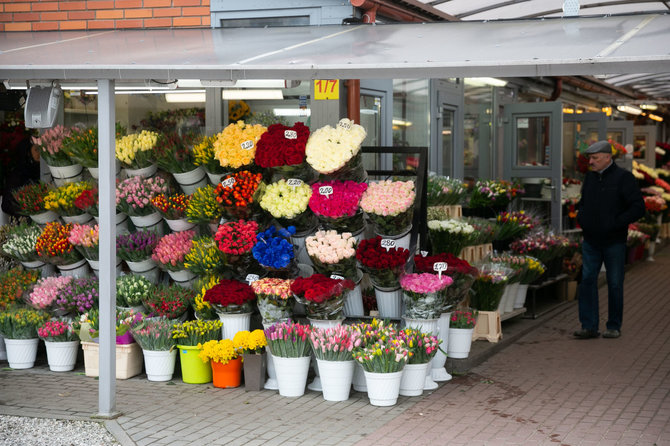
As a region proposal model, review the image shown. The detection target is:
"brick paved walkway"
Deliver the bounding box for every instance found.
[1,247,669,445]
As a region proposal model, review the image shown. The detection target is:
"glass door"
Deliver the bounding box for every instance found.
[431,80,464,178]
[360,80,392,172]
[607,120,634,170]
[633,125,657,167]
[563,112,606,176]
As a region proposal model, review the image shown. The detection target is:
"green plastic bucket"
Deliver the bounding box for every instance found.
[177,345,212,384]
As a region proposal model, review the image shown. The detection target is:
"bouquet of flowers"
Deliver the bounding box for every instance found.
[185,184,224,224]
[67,223,99,260]
[309,324,362,361]
[398,327,440,364]
[172,319,222,347]
[305,230,358,279]
[644,195,667,215]
[250,277,294,325]
[116,275,151,308]
[470,264,514,311]
[467,179,521,211]
[263,321,312,358]
[85,308,143,342]
[252,225,296,271]
[214,170,265,221]
[62,126,98,168]
[54,277,99,314]
[116,175,169,216]
[399,272,453,319]
[353,336,408,373]
[38,319,79,342]
[115,130,159,169]
[427,219,476,256]
[214,219,261,279]
[203,278,256,314]
[143,284,195,319]
[11,181,53,216]
[0,307,49,339]
[509,232,570,268]
[192,276,220,320]
[232,329,267,355]
[0,268,40,310]
[360,180,416,236]
[494,210,536,242]
[463,217,497,245]
[627,226,649,247]
[426,175,467,206]
[517,256,545,284]
[116,230,160,262]
[32,125,72,166]
[2,224,41,262]
[259,179,315,232]
[308,180,368,233]
[152,230,196,272]
[213,120,267,169]
[130,318,176,351]
[413,253,477,310]
[192,135,224,175]
[356,236,409,289]
[151,193,190,220]
[488,253,526,283]
[43,181,93,217]
[255,122,311,178]
[27,275,73,310]
[153,131,200,174]
[450,309,478,329]
[198,338,242,365]
[183,236,226,277]
[305,118,367,180]
[74,187,98,217]
[291,273,355,320]
[35,222,82,265]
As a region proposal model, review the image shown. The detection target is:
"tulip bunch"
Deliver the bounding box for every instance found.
[185,184,223,224]
[398,328,441,364]
[32,125,72,166]
[11,181,52,215]
[2,224,41,262]
[0,308,49,339]
[115,130,159,169]
[152,230,195,271]
[494,210,536,242]
[151,193,190,220]
[426,175,467,206]
[116,175,169,216]
[35,221,82,265]
[264,321,312,358]
[450,309,478,329]
[44,181,94,216]
[143,284,194,319]
[192,135,224,174]
[172,319,222,347]
[116,275,151,308]
[116,230,160,262]
[62,126,99,167]
[308,180,367,232]
[54,277,99,314]
[38,320,79,342]
[213,120,267,169]
[74,187,98,216]
[130,319,176,351]
[470,264,514,311]
[305,230,358,279]
[353,336,408,373]
[28,275,74,310]
[67,223,99,260]
[309,325,362,361]
[183,236,226,277]
[0,269,40,310]
[192,276,219,321]
[360,180,416,235]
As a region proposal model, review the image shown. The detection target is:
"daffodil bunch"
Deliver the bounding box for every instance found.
[259,179,314,232]
[115,130,159,169]
[172,319,222,347]
[213,120,267,169]
[183,235,226,277]
[185,185,223,224]
[192,135,224,174]
[198,338,242,364]
[43,181,94,216]
[192,275,220,320]
[232,329,267,355]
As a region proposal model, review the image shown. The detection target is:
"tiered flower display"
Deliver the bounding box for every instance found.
[35,222,81,265]
[356,236,409,289]
[213,121,266,169]
[308,180,368,233]
[399,273,453,319]
[305,230,358,279]
[214,170,265,221]
[115,130,159,169]
[360,180,416,236]
[291,274,354,320]
[116,176,169,216]
[32,125,72,166]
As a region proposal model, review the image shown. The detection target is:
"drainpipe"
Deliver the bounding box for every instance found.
[347,79,361,124]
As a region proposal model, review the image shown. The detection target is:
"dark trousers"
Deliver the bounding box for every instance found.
[578,240,626,332]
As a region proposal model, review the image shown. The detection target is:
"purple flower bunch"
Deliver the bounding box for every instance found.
[116,175,169,216]
[55,277,99,314]
[117,231,160,262]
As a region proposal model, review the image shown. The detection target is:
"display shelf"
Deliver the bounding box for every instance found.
[500,307,526,322]
[523,274,568,319]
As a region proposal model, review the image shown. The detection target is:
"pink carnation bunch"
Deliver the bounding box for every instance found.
[308,180,368,218]
[28,275,74,309]
[151,230,195,270]
[399,273,453,295]
[360,180,415,217]
[116,175,169,216]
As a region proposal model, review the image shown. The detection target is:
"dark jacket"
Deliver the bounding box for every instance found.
[576,161,645,247]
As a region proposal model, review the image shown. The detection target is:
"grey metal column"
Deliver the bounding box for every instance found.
[205,87,224,135]
[96,79,119,418]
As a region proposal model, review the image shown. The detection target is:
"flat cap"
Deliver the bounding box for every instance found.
[585,140,613,155]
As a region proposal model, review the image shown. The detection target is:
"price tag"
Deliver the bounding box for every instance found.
[337,120,352,131]
[287,178,303,188]
[433,262,448,279]
[246,274,260,284]
[330,274,345,281]
[319,186,333,198]
[314,79,339,100]
[380,239,396,251]
[240,140,254,150]
[221,178,236,188]
[420,250,428,257]
[284,130,298,140]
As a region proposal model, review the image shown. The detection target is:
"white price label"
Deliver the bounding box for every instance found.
[420,250,428,257]
[221,178,236,188]
[287,178,303,188]
[338,120,352,131]
[246,274,260,284]
[380,239,396,251]
[284,130,298,140]
[240,140,254,150]
[319,186,333,197]
[433,262,448,272]
[330,274,345,281]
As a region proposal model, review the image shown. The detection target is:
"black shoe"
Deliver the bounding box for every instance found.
[602,329,621,338]
[573,329,600,339]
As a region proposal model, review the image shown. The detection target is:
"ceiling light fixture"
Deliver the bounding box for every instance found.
[165,91,206,103]
[222,90,284,100]
[273,108,311,117]
[639,103,658,111]
[648,113,663,122]
[464,77,508,87]
[616,104,642,115]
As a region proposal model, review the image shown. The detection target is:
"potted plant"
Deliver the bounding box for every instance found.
[11,181,57,224]
[116,230,160,282]
[232,329,267,391]
[171,319,222,384]
[360,180,416,239]
[290,274,354,322]
[0,306,48,369]
[38,319,80,372]
[130,318,178,381]
[151,193,195,232]
[152,230,196,286]
[308,180,368,234]
[308,324,361,402]
[116,275,150,312]
[116,175,169,230]
[198,338,244,388]
[203,278,256,340]
[263,321,312,397]
[250,278,294,326]
[115,129,159,177]
[397,328,441,397]
[142,284,194,321]
[447,309,478,359]
[183,236,226,279]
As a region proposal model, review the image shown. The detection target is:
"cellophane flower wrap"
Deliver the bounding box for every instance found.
[494,210,536,242]
[116,175,169,217]
[67,223,99,260]
[291,274,354,320]
[509,232,570,267]
[0,269,40,310]
[62,125,98,167]
[426,175,467,206]
[427,219,476,256]
[54,277,99,314]
[305,118,366,180]
[450,309,478,329]
[204,279,256,314]
[251,278,294,325]
[192,135,224,174]
[11,181,53,216]
[263,321,312,358]
[2,224,41,262]
[232,329,267,355]
[184,236,226,277]
[143,284,194,319]
[38,319,79,342]
[360,180,416,236]
[151,193,190,220]
[470,264,514,311]
[74,187,98,217]
[185,184,223,224]
[151,230,195,272]
[259,179,315,232]
[255,122,311,179]
[488,253,527,284]
[116,275,151,308]
[172,319,222,347]
[116,230,160,262]
[309,324,362,361]
[198,338,242,364]
[352,321,408,373]
[28,275,73,311]
[130,318,176,351]
[35,221,82,265]
[44,181,94,217]
[305,230,358,279]
[398,327,441,364]
[213,120,266,169]
[214,219,261,279]
[308,180,367,233]
[413,253,477,311]
[356,236,409,289]
[0,307,49,339]
[115,130,158,169]
[215,170,265,221]
[32,125,72,166]
[252,225,296,271]
[399,273,453,319]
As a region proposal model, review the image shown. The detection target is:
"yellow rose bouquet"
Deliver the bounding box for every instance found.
[259,179,315,233]
[213,121,266,170]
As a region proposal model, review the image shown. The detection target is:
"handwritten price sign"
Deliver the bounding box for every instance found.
[314,79,339,100]
[433,262,448,279]
[284,130,297,140]
[287,179,303,188]
[240,140,254,150]
[380,239,396,251]
[330,274,345,281]
[221,178,236,188]
[246,274,260,284]
[319,186,333,198]
[337,120,352,131]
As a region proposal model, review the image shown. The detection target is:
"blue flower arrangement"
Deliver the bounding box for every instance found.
[252,225,297,269]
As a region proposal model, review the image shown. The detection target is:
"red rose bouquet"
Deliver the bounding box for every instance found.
[255,122,313,180]
[203,279,256,314]
[413,253,477,310]
[214,219,263,280]
[356,236,409,289]
[291,273,355,320]
[214,170,265,221]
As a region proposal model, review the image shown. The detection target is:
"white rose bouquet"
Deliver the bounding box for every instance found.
[305,118,367,181]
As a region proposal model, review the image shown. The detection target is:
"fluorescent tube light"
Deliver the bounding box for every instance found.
[165,92,206,103]
[392,119,413,127]
[464,77,508,87]
[222,90,284,100]
[273,108,311,117]
[639,103,658,111]
[616,105,642,115]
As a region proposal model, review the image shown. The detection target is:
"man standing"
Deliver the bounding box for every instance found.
[574,140,645,339]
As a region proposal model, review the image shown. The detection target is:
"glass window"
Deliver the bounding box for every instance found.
[220,16,309,28]
[441,106,455,175]
[516,115,550,167]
